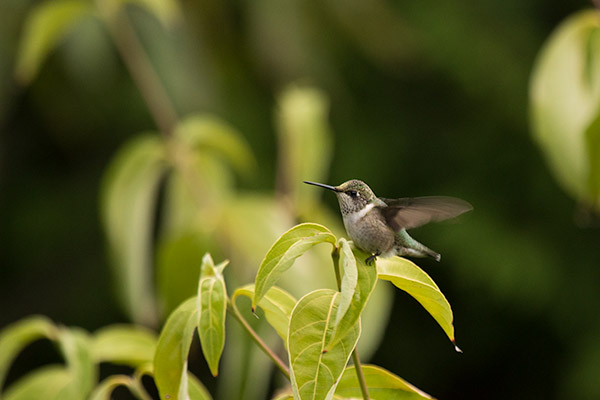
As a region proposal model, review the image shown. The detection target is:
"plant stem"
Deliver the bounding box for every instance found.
[228,300,291,380]
[331,247,370,400]
[97,0,179,137]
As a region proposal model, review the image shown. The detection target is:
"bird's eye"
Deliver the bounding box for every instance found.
[347,190,359,198]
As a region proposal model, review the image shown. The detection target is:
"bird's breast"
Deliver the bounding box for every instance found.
[342,206,394,255]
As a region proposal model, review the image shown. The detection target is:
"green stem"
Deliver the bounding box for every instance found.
[331,246,370,400]
[227,300,291,380]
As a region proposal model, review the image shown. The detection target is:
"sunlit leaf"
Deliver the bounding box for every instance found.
[276,85,333,215]
[56,327,96,399]
[197,254,228,377]
[530,10,600,211]
[327,240,377,350]
[254,223,336,307]
[101,134,167,326]
[3,366,72,400]
[232,284,297,343]
[377,257,456,347]
[15,0,93,84]
[288,289,360,400]
[154,297,197,400]
[91,325,157,367]
[174,114,257,179]
[335,364,434,399]
[0,316,57,391]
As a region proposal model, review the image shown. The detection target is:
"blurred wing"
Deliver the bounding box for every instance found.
[379,196,472,231]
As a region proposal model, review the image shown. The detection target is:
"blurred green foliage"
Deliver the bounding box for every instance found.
[1,0,600,399]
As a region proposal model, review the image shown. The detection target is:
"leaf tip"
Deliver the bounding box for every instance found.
[452,340,463,353]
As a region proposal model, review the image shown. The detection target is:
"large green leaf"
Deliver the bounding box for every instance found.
[101,134,167,326]
[91,325,157,367]
[377,257,457,349]
[530,10,600,211]
[154,297,198,400]
[232,284,297,343]
[3,366,72,400]
[56,327,96,399]
[174,114,256,179]
[335,364,434,400]
[288,289,361,400]
[327,240,377,351]
[15,0,93,84]
[0,316,56,391]
[254,223,336,307]
[197,254,228,377]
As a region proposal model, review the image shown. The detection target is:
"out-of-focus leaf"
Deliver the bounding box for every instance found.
[174,114,256,179]
[125,0,180,26]
[530,10,600,211]
[157,232,211,317]
[0,316,56,391]
[335,364,434,400]
[288,289,360,400]
[101,134,167,326]
[197,254,228,377]
[232,284,297,343]
[154,297,197,400]
[15,0,93,84]
[377,257,457,349]
[3,366,72,400]
[276,85,333,214]
[327,240,377,350]
[187,372,213,400]
[253,223,336,308]
[57,327,96,399]
[91,325,157,367]
[88,375,137,400]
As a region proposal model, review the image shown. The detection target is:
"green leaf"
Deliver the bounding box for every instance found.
[288,289,361,400]
[275,85,333,215]
[187,372,213,400]
[254,223,337,307]
[232,284,297,343]
[101,134,167,326]
[3,366,72,400]
[530,10,600,210]
[0,316,57,391]
[56,327,96,399]
[377,257,457,348]
[88,375,138,400]
[15,0,93,84]
[335,364,434,400]
[327,240,378,350]
[154,297,198,400]
[91,325,157,367]
[174,114,257,179]
[197,254,228,377]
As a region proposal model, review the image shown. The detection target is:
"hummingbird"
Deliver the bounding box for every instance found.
[304,179,472,264]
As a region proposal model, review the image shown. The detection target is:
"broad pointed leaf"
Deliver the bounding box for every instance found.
[154,297,197,400]
[232,284,297,343]
[101,134,167,326]
[254,223,336,307]
[197,254,228,377]
[15,0,93,84]
[0,316,56,391]
[91,325,157,367]
[377,257,457,348]
[327,241,377,350]
[3,366,71,400]
[335,364,434,400]
[288,289,360,400]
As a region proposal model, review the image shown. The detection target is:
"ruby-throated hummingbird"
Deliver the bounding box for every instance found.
[304,179,472,264]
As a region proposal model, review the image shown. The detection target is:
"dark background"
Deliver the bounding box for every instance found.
[1,0,599,399]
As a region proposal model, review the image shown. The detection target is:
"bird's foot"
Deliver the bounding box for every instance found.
[365,253,379,266]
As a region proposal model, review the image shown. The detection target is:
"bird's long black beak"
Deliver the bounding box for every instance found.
[303,181,340,192]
